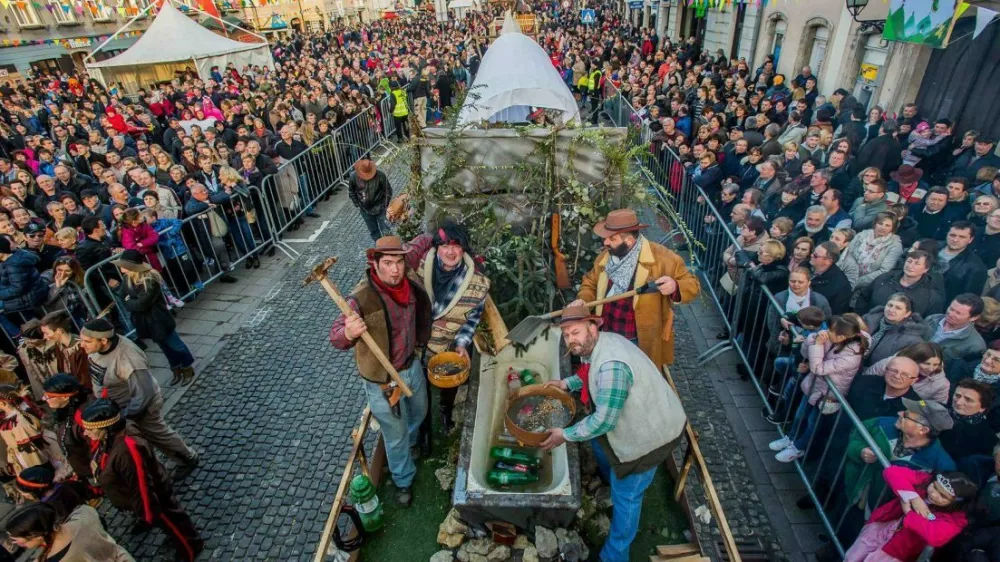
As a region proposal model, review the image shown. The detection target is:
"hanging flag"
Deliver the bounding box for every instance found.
[975,6,998,39]
[196,0,221,19]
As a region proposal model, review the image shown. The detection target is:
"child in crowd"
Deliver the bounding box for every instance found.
[765,305,828,424]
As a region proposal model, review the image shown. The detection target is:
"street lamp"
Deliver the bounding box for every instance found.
[846,0,885,33]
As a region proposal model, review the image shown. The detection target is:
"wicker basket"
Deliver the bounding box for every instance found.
[427,352,470,389]
[504,385,576,447]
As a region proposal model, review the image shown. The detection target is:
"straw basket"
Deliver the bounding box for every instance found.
[427,351,470,389]
[504,385,576,447]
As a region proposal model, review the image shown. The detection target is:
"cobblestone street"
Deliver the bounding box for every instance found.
[100,155,409,561]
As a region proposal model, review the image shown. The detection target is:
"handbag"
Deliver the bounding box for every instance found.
[207,210,229,238]
[819,396,841,415]
[719,271,737,296]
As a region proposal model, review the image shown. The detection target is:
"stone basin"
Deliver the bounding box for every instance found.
[452,329,581,529]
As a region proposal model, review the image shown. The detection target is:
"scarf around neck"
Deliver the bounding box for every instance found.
[432,254,465,305]
[605,235,643,297]
[368,266,411,306]
[953,409,988,426]
[974,363,1000,386]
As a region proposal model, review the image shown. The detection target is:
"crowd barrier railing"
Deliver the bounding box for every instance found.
[605,82,911,559]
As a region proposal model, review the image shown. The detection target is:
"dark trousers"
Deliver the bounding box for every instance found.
[154,497,203,562]
[154,330,194,370]
[393,115,410,142]
[360,211,390,241]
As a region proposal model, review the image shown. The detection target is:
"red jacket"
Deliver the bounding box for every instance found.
[867,465,968,561]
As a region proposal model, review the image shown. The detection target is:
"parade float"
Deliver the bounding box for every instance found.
[313,13,739,562]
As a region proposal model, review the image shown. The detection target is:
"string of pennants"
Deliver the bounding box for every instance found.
[0,28,142,49]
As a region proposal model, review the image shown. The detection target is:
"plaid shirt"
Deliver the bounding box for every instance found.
[563,360,633,442]
[429,264,486,350]
[600,297,637,340]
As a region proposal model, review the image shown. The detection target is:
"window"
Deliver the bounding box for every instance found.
[84,0,115,20]
[771,19,787,65]
[9,1,41,26]
[48,0,76,23]
[808,26,830,84]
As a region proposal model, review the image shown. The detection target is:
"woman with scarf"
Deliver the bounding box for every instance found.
[862,293,929,367]
[841,212,904,295]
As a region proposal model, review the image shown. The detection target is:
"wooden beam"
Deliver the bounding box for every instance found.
[480,295,510,352]
[313,407,373,562]
[656,543,701,558]
[662,366,742,562]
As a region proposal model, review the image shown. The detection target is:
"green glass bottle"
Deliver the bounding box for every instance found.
[519,369,539,386]
[495,461,535,474]
[487,470,540,486]
[489,446,541,467]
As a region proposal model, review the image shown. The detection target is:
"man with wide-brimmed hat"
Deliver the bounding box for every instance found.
[540,306,687,562]
[348,159,393,241]
[570,208,700,367]
[330,235,432,507]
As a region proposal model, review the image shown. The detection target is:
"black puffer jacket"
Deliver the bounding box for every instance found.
[119,277,175,341]
[0,250,48,312]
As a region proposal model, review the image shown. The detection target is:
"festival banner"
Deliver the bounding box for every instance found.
[883,0,965,49]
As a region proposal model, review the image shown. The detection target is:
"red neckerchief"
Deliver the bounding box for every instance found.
[368,266,411,306]
[577,363,591,406]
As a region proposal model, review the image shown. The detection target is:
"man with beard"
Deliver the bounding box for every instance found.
[540,306,687,562]
[789,205,832,246]
[569,209,700,367]
[329,236,432,508]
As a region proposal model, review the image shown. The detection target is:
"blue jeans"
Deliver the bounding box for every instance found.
[298,173,315,214]
[156,330,194,370]
[592,441,656,562]
[790,398,821,451]
[364,360,427,488]
[227,216,257,256]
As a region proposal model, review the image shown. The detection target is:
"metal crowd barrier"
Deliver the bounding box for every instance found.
[605,84,915,559]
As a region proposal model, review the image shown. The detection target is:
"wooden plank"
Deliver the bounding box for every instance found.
[663,366,742,562]
[656,543,701,558]
[480,295,510,352]
[313,407,373,562]
[660,555,708,562]
[673,445,695,502]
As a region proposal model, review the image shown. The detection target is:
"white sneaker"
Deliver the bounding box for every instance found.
[775,445,804,463]
[768,436,792,451]
[168,295,185,308]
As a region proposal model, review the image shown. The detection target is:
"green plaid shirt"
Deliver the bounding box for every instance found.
[563,360,633,442]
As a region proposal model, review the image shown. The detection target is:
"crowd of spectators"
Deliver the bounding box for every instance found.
[631,41,1000,561]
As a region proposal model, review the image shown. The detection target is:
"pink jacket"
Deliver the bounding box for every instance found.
[121,223,162,272]
[800,332,867,406]
[867,466,968,561]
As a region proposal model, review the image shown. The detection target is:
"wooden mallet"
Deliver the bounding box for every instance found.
[303,257,414,398]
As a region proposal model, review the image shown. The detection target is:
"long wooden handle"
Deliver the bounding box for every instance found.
[541,288,641,321]
[320,278,414,398]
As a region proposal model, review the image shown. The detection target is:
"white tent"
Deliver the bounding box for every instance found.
[458,12,579,126]
[86,1,274,93]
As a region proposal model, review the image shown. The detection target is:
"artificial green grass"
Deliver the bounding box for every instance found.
[357,390,690,561]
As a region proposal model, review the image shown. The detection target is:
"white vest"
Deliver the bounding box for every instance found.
[586,332,687,463]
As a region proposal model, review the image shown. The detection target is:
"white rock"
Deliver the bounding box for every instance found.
[456,544,470,562]
[437,529,464,549]
[486,545,510,561]
[430,550,454,562]
[521,545,539,562]
[513,535,531,550]
[534,526,558,559]
[466,538,491,556]
[436,466,456,491]
[469,555,488,562]
[440,509,467,535]
[593,514,611,537]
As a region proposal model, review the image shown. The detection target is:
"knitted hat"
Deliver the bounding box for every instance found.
[81,318,114,340]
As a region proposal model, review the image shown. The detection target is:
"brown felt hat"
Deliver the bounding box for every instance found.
[593,209,649,238]
[890,165,923,184]
[366,235,411,259]
[355,159,377,181]
[556,305,603,327]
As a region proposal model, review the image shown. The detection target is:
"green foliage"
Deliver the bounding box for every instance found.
[398,101,648,327]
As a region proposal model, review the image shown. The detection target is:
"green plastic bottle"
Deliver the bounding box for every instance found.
[487,470,540,486]
[495,461,535,473]
[489,446,541,467]
[348,474,384,532]
[519,369,539,385]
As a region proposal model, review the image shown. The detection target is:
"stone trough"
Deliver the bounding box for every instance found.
[452,329,581,529]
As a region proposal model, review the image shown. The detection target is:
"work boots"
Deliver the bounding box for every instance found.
[180,366,195,386]
[169,368,184,387]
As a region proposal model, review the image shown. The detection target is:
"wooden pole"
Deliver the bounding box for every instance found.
[313,408,372,562]
[662,366,741,562]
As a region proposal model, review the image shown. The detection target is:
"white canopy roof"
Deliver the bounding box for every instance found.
[89,2,268,68]
[448,0,475,8]
[458,13,579,126]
